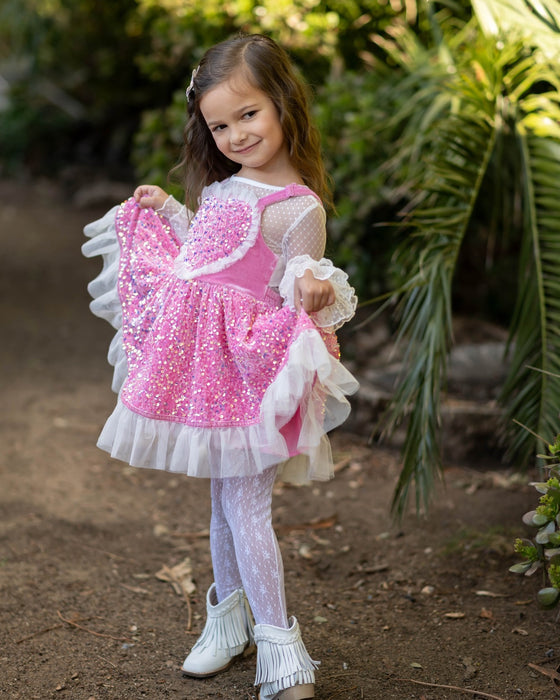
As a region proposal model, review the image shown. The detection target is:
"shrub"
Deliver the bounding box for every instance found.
[510,435,560,609]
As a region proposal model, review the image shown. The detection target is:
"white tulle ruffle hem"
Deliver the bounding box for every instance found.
[97,327,358,484]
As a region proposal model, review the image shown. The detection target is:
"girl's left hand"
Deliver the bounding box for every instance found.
[133,184,169,210]
[294,269,335,314]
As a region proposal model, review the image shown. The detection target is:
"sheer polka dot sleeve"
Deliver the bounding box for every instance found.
[282,202,327,262]
[274,200,357,330]
[156,195,193,243]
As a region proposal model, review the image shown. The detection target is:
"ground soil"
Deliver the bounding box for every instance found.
[1,179,559,700]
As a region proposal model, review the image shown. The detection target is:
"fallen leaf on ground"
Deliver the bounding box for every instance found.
[155,558,196,598]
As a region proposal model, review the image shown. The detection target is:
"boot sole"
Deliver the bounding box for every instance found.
[258,683,314,700]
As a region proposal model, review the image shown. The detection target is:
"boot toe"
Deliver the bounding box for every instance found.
[182,647,238,678]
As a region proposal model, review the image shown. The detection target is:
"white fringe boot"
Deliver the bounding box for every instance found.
[182,583,255,677]
[254,616,318,700]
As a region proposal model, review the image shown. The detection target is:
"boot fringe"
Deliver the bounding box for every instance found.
[254,617,319,685]
[192,584,253,658]
[258,670,316,699]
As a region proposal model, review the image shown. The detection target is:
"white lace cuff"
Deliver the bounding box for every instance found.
[278,254,357,330]
[156,195,192,242]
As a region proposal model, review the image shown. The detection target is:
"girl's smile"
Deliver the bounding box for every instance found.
[199,73,298,185]
[234,140,259,155]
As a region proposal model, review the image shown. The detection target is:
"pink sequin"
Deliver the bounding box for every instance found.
[114,195,334,429]
[179,195,252,273]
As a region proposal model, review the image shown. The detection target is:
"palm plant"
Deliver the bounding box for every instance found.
[379,0,560,516]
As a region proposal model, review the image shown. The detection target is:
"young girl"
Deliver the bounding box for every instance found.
[83,34,358,700]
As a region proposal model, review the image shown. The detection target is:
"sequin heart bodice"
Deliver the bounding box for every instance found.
[176,195,253,275]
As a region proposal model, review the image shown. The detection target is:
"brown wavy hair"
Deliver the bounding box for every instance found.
[171,34,332,212]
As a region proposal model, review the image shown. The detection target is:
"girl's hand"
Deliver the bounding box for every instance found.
[133,184,169,210]
[294,268,335,314]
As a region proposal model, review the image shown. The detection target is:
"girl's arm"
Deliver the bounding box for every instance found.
[280,201,357,329]
[282,201,332,314]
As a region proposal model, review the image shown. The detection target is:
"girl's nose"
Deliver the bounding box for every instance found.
[231,127,247,145]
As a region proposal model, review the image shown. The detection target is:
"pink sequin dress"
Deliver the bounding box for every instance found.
[83,176,358,483]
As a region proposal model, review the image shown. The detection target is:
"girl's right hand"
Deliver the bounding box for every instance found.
[294,269,335,314]
[133,184,169,210]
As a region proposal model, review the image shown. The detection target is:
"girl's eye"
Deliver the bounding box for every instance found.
[243,110,257,120]
[212,124,227,133]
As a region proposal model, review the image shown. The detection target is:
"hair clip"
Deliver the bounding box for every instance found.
[186,67,199,102]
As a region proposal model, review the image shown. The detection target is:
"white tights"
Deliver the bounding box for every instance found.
[209,466,289,629]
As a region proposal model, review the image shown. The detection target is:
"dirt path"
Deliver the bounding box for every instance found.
[0,181,557,699]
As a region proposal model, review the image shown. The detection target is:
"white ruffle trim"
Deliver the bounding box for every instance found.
[278,254,357,330]
[82,204,121,329]
[173,179,262,281]
[96,328,358,484]
[82,205,128,393]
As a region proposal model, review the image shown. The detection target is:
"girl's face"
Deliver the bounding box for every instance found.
[199,71,297,185]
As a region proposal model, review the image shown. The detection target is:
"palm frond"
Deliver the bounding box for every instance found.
[370,3,560,515]
[472,0,560,60]
[501,129,560,460]
[382,89,499,517]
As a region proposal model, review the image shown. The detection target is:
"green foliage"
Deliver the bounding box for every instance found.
[307,5,470,295]
[132,88,186,201]
[511,437,560,609]
[369,0,560,517]
[0,0,417,175]
[0,0,155,172]
[314,69,396,293]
